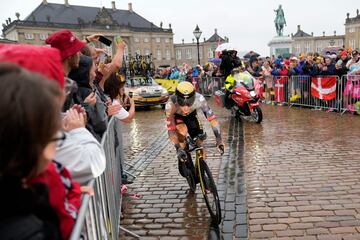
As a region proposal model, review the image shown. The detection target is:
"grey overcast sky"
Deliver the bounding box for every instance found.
[1,0,359,56]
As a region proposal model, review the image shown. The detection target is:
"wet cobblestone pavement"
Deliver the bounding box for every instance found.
[119,101,360,240]
[245,106,360,240]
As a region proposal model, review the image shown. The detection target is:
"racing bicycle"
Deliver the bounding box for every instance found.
[179,134,224,225]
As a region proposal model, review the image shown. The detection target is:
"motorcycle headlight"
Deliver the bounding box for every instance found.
[250,91,256,97]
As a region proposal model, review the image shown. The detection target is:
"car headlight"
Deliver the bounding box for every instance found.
[161,88,168,95]
[250,91,256,97]
[129,91,139,97]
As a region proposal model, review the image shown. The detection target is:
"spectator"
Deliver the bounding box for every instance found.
[335,50,350,76]
[346,50,360,72]
[69,55,108,141]
[288,57,303,102]
[271,58,288,76]
[0,44,106,185]
[45,29,85,77]
[261,61,273,103]
[248,57,263,77]
[220,50,234,77]
[319,56,336,75]
[0,63,63,240]
[302,53,318,76]
[45,29,91,112]
[104,73,135,123]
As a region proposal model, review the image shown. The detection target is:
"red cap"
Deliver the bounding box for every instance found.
[340,51,348,56]
[284,59,290,66]
[0,44,64,89]
[45,29,85,60]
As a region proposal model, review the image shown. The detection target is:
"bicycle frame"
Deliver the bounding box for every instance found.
[194,147,206,194]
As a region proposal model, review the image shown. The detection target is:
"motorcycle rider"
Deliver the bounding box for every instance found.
[224,68,240,109]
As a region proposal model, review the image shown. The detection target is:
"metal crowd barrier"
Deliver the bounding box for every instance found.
[269,74,360,115]
[340,74,360,114]
[69,117,140,240]
[192,76,225,97]
[285,75,340,111]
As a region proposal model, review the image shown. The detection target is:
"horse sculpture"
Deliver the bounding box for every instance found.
[274,5,286,36]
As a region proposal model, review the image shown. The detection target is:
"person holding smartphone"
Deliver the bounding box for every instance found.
[346,50,360,69]
[69,55,108,142]
[335,51,350,77]
[104,72,135,123]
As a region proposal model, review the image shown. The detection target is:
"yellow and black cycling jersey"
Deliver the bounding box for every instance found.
[165,92,222,142]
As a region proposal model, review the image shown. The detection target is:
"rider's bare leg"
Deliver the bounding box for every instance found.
[175,123,188,150]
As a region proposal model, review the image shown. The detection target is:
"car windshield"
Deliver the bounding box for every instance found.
[126,78,155,87]
[234,71,254,89]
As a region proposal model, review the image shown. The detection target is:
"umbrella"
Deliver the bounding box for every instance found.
[243,51,260,59]
[215,43,238,53]
[208,58,222,64]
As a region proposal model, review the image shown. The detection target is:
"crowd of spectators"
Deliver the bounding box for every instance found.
[156,48,360,107]
[0,29,135,239]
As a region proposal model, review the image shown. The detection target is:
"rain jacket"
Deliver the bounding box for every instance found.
[225,74,236,90]
[69,56,108,142]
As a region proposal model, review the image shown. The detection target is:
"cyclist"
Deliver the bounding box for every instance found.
[165,82,224,178]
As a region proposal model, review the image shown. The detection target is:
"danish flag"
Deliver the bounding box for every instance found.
[311,76,337,100]
[274,77,287,103]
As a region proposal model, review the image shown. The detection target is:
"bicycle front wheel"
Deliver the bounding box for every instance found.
[198,160,222,225]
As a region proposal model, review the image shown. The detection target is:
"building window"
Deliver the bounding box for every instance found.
[349,27,356,33]
[315,42,322,53]
[39,33,48,41]
[165,38,170,43]
[156,37,161,43]
[144,37,149,43]
[294,44,300,55]
[305,42,311,54]
[144,49,150,56]
[134,37,139,43]
[176,49,182,60]
[24,33,34,40]
[157,49,162,60]
[166,49,171,60]
[338,39,344,46]
[185,49,192,59]
[349,39,356,50]
[199,50,203,59]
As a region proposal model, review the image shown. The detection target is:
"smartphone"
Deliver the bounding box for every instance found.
[99,36,112,46]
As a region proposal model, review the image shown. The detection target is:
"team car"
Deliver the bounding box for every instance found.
[125,76,169,107]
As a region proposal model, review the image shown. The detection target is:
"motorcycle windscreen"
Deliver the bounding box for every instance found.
[234,71,255,90]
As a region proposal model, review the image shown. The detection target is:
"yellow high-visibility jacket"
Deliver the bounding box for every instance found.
[225,75,236,91]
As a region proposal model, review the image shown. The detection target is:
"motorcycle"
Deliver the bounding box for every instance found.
[216,71,263,123]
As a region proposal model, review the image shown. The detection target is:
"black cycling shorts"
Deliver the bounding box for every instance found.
[174,110,204,139]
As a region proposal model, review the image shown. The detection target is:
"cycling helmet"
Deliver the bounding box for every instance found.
[175,82,196,106]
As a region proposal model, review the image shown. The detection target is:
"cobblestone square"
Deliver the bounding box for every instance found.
[120,101,360,239]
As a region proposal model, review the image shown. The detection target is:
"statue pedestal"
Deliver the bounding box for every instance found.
[268,36,294,58]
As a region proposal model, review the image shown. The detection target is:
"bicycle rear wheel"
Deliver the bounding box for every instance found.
[198,160,222,225]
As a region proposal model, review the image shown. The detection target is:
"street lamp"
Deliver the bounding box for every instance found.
[193,24,202,65]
